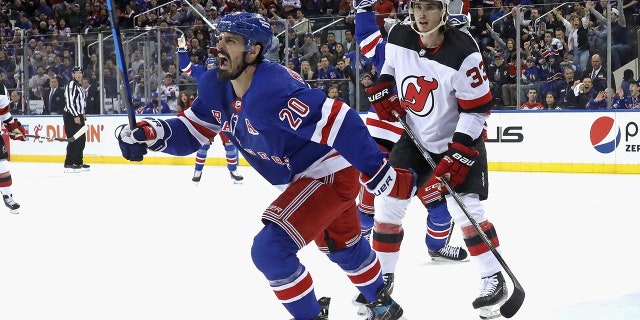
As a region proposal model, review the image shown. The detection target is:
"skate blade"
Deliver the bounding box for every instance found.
[429,256,470,263]
[8,209,19,214]
[478,293,507,319]
[232,180,243,185]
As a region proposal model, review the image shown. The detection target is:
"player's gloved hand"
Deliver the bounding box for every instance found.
[416,175,446,208]
[116,118,169,161]
[433,142,479,187]
[365,78,404,122]
[177,34,187,53]
[5,119,27,141]
[362,160,417,200]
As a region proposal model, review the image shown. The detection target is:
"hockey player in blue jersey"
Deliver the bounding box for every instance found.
[118,12,413,320]
[177,38,243,184]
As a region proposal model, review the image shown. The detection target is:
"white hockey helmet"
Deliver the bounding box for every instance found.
[408,0,450,36]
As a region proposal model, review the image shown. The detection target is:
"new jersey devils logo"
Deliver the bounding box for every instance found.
[400,76,438,116]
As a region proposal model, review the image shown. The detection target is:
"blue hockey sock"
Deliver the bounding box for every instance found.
[224,142,238,172]
[359,209,374,241]
[194,143,211,172]
[425,200,452,251]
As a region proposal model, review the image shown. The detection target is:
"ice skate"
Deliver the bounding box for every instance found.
[3,194,20,214]
[290,296,330,320]
[354,273,394,316]
[192,170,202,182]
[473,272,508,319]
[428,244,469,262]
[229,170,243,184]
[79,164,90,171]
[363,275,404,320]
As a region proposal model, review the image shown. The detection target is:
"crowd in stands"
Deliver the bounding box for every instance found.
[1,0,640,114]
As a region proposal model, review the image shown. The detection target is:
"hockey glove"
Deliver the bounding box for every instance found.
[433,142,479,188]
[416,175,446,208]
[361,160,417,200]
[5,118,27,141]
[177,34,187,53]
[365,78,404,122]
[116,118,169,162]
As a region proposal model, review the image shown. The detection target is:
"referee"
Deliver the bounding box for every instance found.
[63,66,89,172]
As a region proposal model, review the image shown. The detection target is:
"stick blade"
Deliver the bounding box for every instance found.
[68,125,89,142]
[500,282,525,318]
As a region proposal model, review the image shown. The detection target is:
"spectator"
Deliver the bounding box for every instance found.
[556,10,590,72]
[357,72,374,111]
[553,67,578,109]
[487,52,510,108]
[469,6,491,51]
[587,0,632,71]
[28,65,49,100]
[520,88,544,110]
[43,76,64,115]
[318,43,337,66]
[620,69,635,97]
[130,50,145,79]
[326,85,343,102]
[543,92,561,110]
[82,78,101,115]
[177,91,193,113]
[584,53,612,92]
[264,25,281,62]
[566,76,597,109]
[334,58,351,103]
[159,74,179,113]
[299,60,316,82]
[586,87,615,109]
[8,91,26,115]
[342,30,356,53]
[299,32,319,68]
[613,80,640,109]
[143,92,171,114]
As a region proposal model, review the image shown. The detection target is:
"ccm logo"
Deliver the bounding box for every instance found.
[452,153,475,166]
[368,88,390,102]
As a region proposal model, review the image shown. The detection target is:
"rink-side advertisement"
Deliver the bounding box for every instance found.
[7,112,640,173]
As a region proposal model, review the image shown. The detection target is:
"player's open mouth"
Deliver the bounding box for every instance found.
[218,56,229,68]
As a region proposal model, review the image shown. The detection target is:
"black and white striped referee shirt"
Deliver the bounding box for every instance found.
[64,79,86,117]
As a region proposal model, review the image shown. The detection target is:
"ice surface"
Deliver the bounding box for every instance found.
[0,163,637,319]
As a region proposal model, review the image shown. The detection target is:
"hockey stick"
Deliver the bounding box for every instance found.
[106,0,136,129]
[6,125,88,142]
[392,111,524,318]
[182,0,217,30]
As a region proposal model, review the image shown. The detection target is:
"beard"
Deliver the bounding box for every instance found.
[217,52,248,81]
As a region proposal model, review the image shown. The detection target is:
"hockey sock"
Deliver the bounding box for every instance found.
[193,143,210,172]
[224,142,239,172]
[359,209,374,241]
[372,221,403,275]
[462,221,502,276]
[327,237,383,303]
[425,200,452,251]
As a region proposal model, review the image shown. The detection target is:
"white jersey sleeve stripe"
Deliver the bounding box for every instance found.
[360,32,383,58]
[311,99,348,146]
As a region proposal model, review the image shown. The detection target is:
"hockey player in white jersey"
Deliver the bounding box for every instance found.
[354,0,511,318]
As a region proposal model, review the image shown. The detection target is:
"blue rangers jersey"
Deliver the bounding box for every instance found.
[156,61,387,188]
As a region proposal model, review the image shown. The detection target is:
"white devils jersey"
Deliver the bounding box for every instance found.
[382,24,492,154]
